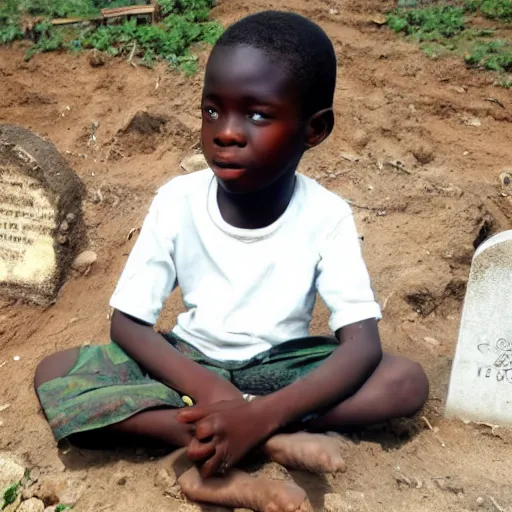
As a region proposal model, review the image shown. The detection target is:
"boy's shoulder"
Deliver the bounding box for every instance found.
[296,173,352,219]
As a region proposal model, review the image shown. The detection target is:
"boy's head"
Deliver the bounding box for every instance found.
[201,11,337,194]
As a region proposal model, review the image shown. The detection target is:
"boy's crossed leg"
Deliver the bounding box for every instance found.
[34,345,427,458]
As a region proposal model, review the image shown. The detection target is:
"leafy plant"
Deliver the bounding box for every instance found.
[465,0,512,21]
[387,6,466,41]
[0,0,223,73]
[465,39,512,71]
[2,482,21,509]
[55,505,73,512]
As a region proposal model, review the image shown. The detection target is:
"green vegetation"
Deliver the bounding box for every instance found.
[1,482,20,509]
[56,505,73,512]
[0,0,223,73]
[386,0,512,84]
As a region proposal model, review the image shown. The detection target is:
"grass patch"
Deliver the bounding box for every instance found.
[386,1,511,85]
[0,0,223,73]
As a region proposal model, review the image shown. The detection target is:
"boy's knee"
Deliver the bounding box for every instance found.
[390,360,429,416]
[34,347,80,390]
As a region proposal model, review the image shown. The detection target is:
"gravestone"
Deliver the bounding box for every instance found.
[445,230,512,426]
[0,124,84,305]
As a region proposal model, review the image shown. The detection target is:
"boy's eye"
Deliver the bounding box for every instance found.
[249,112,269,122]
[205,108,219,120]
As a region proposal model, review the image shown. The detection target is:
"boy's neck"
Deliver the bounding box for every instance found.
[216,170,297,229]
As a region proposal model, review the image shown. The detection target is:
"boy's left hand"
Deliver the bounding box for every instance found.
[177,399,276,478]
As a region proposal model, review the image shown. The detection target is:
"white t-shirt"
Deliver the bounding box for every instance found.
[110,170,381,361]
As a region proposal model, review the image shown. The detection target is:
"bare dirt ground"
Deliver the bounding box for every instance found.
[1,0,512,510]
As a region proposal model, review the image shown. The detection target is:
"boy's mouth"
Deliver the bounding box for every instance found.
[212,159,244,170]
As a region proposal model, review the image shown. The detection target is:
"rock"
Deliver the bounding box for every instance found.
[180,153,208,174]
[72,250,97,270]
[352,129,370,149]
[412,144,434,164]
[0,452,25,495]
[370,13,387,25]
[0,124,84,306]
[35,477,85,507]
[88,50,106,67]
[18,498,45,512]
[324,493,353,512]
[476,496,484,507]
[424,336,440,346]
[155,467,176,492]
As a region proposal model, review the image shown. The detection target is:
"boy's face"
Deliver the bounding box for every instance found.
[201,45,306,194]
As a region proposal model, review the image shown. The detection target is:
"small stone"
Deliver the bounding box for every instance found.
[0,452,25,492]
[88,50,106,67]
[464,117,481,127]
[449,85,466,94]
[65,213,76,224]
[324,493,353,511]
[412,144,434,164]
[72,250,97,270]
[117,476,127,486]
[56,234,68,245]
[329,8,339,15]
[18,498,45,512]
[59,220,69,233]
[352,129,370,149]
[424,336,440,346]
[155,467,177,492]
[180,153,208,174]
[476,496,484,507]
[370,13,387,25]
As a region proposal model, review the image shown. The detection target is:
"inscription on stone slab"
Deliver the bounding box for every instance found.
[0,124,84,305]
[445,230,512,426]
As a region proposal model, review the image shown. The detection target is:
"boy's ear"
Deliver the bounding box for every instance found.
[305,108,334,149]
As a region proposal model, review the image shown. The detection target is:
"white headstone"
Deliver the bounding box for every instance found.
[0,125,84,305]
[445,230,512,425]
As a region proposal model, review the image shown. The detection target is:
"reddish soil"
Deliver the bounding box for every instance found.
[1,0,511,510]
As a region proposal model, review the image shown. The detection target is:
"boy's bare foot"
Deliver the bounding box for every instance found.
[178,465,311,512]
[264,432,347,473]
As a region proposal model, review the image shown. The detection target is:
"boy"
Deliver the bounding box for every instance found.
[35,11,428,512]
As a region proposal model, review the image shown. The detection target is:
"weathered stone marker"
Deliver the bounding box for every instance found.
[445,230,512,426]
[0,125,84,305]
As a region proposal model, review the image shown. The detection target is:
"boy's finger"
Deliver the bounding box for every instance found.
[187,436,217,462]
[200,450,226,479]
[177,406,209,423]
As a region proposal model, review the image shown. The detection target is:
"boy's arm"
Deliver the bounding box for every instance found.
[255,318,381,429]
[111,310,242,404]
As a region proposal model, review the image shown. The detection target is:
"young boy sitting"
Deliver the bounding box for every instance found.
[34,11,429,512]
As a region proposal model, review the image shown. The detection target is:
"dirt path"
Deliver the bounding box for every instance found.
[1,0,511,510]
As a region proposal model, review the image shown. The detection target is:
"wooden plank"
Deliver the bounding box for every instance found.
[101,5,155,18]
[51,16,102,26]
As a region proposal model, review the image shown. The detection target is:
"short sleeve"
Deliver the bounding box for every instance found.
[109,193,177,324]
[316,212,381,332]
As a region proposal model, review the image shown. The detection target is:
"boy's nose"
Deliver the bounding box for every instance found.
[214,117,246,148]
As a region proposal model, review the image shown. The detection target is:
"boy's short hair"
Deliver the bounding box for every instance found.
[214,11,337,118]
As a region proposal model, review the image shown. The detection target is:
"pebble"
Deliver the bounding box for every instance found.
[0,452,25,492]
[18,498,45,512]
[155,467,176,492]
[180,153,208,174]
[476,496,484,507]
[424,336,440,346]
[324,493,353,512]
[72,251,97,270]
